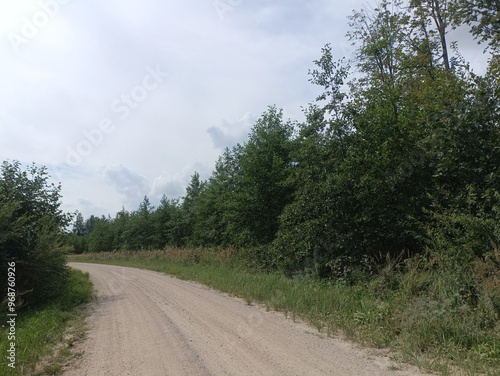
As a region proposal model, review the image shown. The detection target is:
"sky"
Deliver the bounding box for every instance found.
[0,0,490,219]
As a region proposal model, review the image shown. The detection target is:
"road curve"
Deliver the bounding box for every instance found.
[65,263,429,376]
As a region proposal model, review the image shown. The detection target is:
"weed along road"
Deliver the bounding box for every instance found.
[65,263,430,376]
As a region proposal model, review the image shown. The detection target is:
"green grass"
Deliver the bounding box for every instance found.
[69,249,500,376]
[0,268,93,375]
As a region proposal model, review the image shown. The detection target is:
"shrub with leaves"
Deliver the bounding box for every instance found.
[0,161,70,309]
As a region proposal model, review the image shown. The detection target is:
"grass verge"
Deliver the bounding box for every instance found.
[0,268,93,375]
[69,249,500,376]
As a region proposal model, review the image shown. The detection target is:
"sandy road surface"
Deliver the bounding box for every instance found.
[65,263,430,376]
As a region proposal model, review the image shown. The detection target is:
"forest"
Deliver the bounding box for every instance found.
[66,0,499,277]
[1,2,499,370]
[1,0,499,373]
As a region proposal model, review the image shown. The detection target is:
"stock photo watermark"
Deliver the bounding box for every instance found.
[213,0,244,21]
[223,311,264,349]
[65,65,170,166]
[221,288,287,350]
[8,0,72,53]
[5,262,17,369]
[108,267,138,295]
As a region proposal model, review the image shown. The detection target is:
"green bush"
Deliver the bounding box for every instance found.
[0,161,70,309]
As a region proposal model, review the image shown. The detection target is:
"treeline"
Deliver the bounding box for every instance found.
[69,0,499,279]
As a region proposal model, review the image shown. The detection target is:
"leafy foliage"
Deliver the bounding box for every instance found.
[0,161,70,308]
[61,2,499,372]
[70,0,499,288]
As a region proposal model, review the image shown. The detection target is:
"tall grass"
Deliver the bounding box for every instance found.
[70,248,500,375]
[0,269,93,375]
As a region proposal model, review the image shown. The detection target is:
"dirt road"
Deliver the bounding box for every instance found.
[65,263,429,376]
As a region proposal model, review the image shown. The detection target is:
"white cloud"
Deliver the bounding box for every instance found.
[150,161,213,202]
[207,112,255,150]
[100,165,150,209]
[150,173,186,201]
[77,198,108,219]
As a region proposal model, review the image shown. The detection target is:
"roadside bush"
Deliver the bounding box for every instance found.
[0,161,70,309]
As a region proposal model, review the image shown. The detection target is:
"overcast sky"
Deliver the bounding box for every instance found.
[0,0,489,219]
